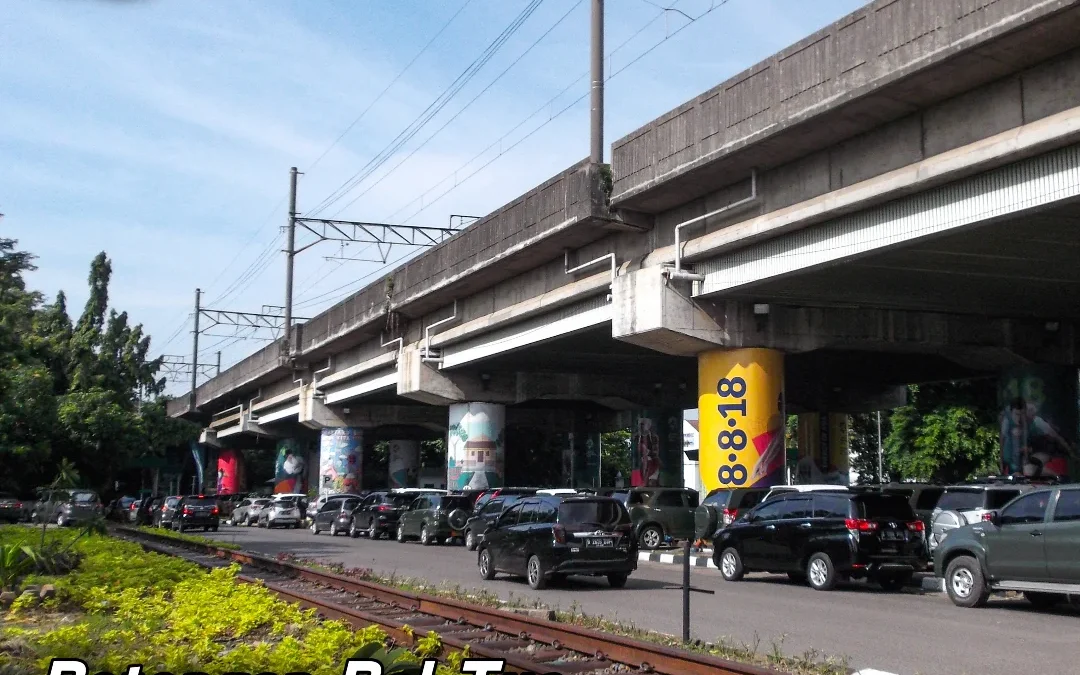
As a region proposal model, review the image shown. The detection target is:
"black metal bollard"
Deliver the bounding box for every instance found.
[682,539,691,642]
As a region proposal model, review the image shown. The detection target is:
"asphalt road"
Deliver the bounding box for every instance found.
[202,524,1080,675]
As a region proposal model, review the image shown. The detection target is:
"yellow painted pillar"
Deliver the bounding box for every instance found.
[698,349,785,493]
[795,413,850,485]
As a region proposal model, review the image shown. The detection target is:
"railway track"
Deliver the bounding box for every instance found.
[112,526,780,675]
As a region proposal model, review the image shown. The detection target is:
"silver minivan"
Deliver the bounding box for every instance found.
[33,489,102,526]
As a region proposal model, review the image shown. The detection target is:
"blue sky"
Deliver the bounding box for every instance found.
[2,0,865,394]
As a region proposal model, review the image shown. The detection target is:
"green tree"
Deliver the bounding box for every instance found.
[600,429,631,487]
[884,381,999,482]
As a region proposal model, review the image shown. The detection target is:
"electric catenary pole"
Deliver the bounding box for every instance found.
[590,0,604,164]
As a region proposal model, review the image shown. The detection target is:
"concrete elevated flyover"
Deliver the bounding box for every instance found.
[172,0,1080,495]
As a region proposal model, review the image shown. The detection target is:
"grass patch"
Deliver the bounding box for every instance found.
[0,528,461,675]
[275,553,849,675]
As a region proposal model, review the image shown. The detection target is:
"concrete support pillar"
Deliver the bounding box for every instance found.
[388,440,420,489]
[274,438,310,495]
[631,410,685,487]
[795,413,849,485]
[216,448,244,495]
[318,428,363,497]
[447,403,506,491]
[698,348,786,494]
[998,365,1078,479]
[569,413,603,489]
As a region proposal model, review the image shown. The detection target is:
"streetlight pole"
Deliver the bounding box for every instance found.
[190,288,201,409]
[284,166,298,358]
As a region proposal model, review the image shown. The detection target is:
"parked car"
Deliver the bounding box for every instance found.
[881,483,945,531]
[928,484,1028,554]
[306,492,363,524]
[232,497,272,526]
[33,489,103,526]
[935,485,1080,608]
[0,492,27,524]
[477,495,637,590]
[396,494,474,545]
[258,495,304,528]
[127,500,142,523]
[464,494,530,551]
[714,491,927,591]
[216,493,248,521]
[310,495,363,535]
[351,490,433,539]
[612,487,699,550]
[107,496,138,522]
[694,487,770,542]
[134,496,161,526]
[171,495,220,532]
[473,487,537,511]
[156,495,183,528]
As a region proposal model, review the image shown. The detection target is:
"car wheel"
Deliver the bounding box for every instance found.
[421,525,433,546]
[397,524,406,543]
[478,548,496,580]
[56,513,65,527]
[177,524,186,533]
[526,555,547,590]
[465,529,478,551]
[607,573,628,589]
[211,526,218,532]
[806,553,837,591]
[719,548,744,582]
[368,520,378,540]
[330,522,338,537]
[638,525,663,550]
[310,521,319,535]
[945,555,989,608]
[349,522,359,538]
[878,572,911,592]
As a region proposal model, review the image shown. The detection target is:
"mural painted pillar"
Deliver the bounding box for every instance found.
[447,403,506,491]
[998,365,1078,480]
[388,440,420,489]
[631,410,684,487]
[274,438,309,494]
[795,413,849,485]
[215,448,244,495]
[698,349,786,494]
[319,428,363,496]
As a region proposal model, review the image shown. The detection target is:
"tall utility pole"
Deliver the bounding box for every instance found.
[284,166,298,359]
[216,350,222,376]
[190,288,201,407]
[877,411,884,482]
[590,0,604,164]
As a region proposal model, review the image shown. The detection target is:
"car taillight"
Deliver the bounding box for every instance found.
[130,503,137,510]
[377,505,390,512]
[907,520,924,532]
[981,512,995,522]
[844,518,878,532]
[182,508,193,516]
[211,507,219,516]
[14,502,21,509]
[161,505,168,512]
[722,508,738,525]
[553,524,567,544]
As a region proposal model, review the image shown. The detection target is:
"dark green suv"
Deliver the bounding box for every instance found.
[934,484,1080,608]
[396,494,474,545]
[613,487,699,550]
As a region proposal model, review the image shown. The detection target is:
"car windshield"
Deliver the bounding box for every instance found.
[702,489,733,507]
[71,491,97,503]
[936,490,983,512]
[388,495,412,507]
[166,497,180,506]
[914,488,944,510]
[252,499,272,506]
[440,496,473,511]
[185,498,217,507]
[558,500,630,529]
[275,497,298,506]
[855,494,916,520]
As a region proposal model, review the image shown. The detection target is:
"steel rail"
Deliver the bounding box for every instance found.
[114,526,779,675]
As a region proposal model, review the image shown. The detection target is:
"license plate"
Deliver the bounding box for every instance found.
[883,531,902,540]
[587,538,614,548]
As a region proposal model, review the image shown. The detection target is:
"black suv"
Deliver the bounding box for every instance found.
[714,491,927,591]
[477,495,637,590]
[934,485,1080,609]
[464,494,530,551]
[694,488,770,543]
[351,491,416,539]
[171,495,220,532]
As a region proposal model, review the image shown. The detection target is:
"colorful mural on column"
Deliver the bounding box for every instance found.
[216,448,244,494]
[388,440,420,488]
[447,403,505,491]
[319,428,362,496]
[795,413,849,485]
[630,410,683,487]
[998,365,1078,480]
[274,438,308,494]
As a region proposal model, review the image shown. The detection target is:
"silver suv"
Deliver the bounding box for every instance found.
[928,485,1030,553]
[33,489,102,526]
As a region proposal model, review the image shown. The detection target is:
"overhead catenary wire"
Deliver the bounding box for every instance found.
[305,0,547,218]
[295,0,727,311]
